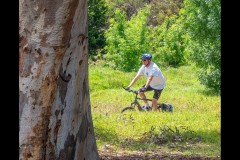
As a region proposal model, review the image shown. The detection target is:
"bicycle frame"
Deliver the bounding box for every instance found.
[123,87,154,111]
[122,87,173,113]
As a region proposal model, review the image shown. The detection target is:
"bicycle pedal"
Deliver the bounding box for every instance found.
[141,106,151,111]
[141,106,146,111]
[146,106,152,111]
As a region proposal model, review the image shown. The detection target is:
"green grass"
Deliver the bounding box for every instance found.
[89,62,220,158]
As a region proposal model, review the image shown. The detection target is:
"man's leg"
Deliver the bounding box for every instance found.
[152,89,163,111]
[152,98,158,111]
[139,91,149,106]
[138,85,152,107]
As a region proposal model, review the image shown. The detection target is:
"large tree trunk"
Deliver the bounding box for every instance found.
[19,0,99,159]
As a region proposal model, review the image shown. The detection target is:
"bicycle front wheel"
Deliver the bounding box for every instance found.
[121,106,135,113]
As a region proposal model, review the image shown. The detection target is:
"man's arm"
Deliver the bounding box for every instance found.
[127,75,141,88]
[144,76,153,88]
[138,76,153,92]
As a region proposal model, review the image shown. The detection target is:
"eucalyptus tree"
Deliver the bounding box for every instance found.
[19,0,99,159]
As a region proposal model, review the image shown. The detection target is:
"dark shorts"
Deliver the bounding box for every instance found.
[141,85,163,100]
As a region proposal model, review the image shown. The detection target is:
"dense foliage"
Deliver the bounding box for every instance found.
[88,0,221,93]
[148,15,189,67]
[88,0,107,57]
[181,0,221,92]
[104,7,150,71]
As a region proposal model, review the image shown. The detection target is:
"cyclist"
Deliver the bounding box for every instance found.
[126,53,166,111]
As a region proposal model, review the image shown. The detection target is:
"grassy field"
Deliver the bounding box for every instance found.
[89,61,221,158]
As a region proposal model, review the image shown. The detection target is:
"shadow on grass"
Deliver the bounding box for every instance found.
[199,88,220,97]
[96,128,220,159]
[94,124,120,145]
[121,128,219,151]
[95,124,220,157]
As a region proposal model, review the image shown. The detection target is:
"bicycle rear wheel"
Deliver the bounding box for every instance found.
[157,103,173,112]
[121,106,135,113]
[157,103,163,112]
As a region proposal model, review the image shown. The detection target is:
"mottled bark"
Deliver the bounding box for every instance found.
[19,0,99,159]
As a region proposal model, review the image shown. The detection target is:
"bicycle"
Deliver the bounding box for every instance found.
[121,87,173,113]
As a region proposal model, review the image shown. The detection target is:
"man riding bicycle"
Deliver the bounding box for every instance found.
[126,53,166,111]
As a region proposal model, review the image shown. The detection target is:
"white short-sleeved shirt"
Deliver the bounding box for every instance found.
[137,61,166,90]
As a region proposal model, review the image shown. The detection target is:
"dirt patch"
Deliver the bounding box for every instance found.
[99,150,220,160]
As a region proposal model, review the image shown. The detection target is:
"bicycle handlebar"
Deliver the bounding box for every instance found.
[123,86,153,102]
[122,86,138,94]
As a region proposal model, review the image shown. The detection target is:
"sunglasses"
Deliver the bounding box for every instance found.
[142,59,147,61]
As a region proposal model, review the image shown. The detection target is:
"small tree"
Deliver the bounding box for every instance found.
[149,15,189,67]
[104,7,150,72]
[181,0,221,92]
